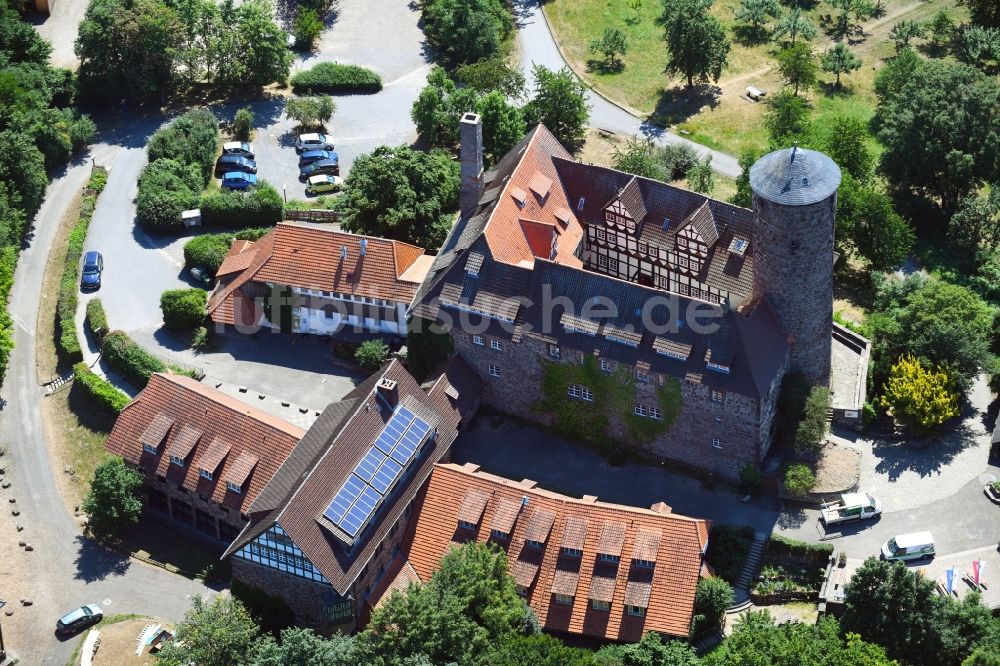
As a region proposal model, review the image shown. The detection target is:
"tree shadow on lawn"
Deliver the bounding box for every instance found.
[817,81,857,98]
[586,58,625,75]
[644,83,721,130]
[870,417,983,482]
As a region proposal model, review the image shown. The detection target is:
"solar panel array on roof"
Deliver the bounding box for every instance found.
[322,405,432,539]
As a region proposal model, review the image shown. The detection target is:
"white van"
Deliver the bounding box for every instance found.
[881,531,935,562]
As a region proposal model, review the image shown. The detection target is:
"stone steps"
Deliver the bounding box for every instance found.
[728,535,768,611]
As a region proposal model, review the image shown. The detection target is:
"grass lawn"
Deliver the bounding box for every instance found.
[544,0,965,155]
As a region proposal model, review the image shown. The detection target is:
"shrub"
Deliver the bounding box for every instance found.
[147,109,219,183]
[136,158,203,230]
[85,298,108,342]
[184,234,235,274]
[767,534,833,562]
[191,326,211,351]
[102,330,166,388]
[83,456,144,536]
[285,95,336,128]
[200,182,283,228]
[160,288,208,331]
[739,463,762,494]
[290,62,383,94]
[795,385,830,457]
[658,143,699,180]
[355,339,390,372]
[705,524,755,583]
[73,362,130,413]
[693,577,734,635]
[292,8,324,50]
[233,106,254,141]
[784,463,816,496]
[879,354,960,432]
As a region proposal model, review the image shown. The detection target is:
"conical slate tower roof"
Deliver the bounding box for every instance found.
[749,146,841,206]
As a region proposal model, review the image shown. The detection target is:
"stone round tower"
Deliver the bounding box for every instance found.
[749,146,841,386]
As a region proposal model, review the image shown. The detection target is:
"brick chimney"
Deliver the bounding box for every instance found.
[460,112,483,218]
[377,377,398,407]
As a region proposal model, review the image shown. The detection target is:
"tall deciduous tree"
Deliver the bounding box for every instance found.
[836,174,914,271]
[253,628,359,666]
[661,0,731,88]
[336,145,459,249]
[959,0,1000,29]
[820,116,873,181]
[889,19,925,52]
[763,90,811,146]
[821,42,861,87]
[947,189,1000,271]
[157,596,263,666]
[422,0,512,70]
[776,42,817,95]
[523,65,590,153]
[828,0,875,39]
[82,456,143,535]
[285,95,336,129]
[613,135,668,180]
[476,90,525,166]
[774,7,817,45]
[685,155,714,194]
[735,0,781,40]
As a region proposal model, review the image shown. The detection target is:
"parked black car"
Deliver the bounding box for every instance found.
[215,154,257,175]
[299,158,340,179]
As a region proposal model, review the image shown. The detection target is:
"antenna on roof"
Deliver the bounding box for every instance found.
[340,245,348,260]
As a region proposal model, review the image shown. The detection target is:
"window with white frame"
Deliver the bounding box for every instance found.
[554,593,574,605]
[199,469,213,480]
[707,362,731,374]
[634,404,648,417]
[548,344,560,358]
[142,443,158,455]
[635,558,655,568]
[562,547,582,557]
[711,389,724,403]
[600,358,613,373]
[169,455,185,467]
[636,371,650,383]
[226,481,242,494]
[591,599,610,611]
[489,364,500,377]
[712,438,723,449]
[650,406,662,420]
[568,384,580,398]
[459,519,477,530]
[580,386,593,402]
[598,253,608,267]
[597,228,606,241]
[491,339,502,351]
[626,605,646,617]
[473,335,484,346]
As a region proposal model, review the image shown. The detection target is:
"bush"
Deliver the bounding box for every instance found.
[705,524,755,583]
[85,298,108,342]
[285,95,336,128]
[200,182,283,228]
[292,8,323,50]
[233,107,254,141]
[147,109,219,183]
[658,142,699,180]
[693,577,734,635]
[102,330,166,388]
[355,339,390,372]
[160,288,208,331]
[879,354,960,432]
[290,62,383,94]
[56,167,107,363]
[73,362,130,413]
[739,463,762,494]
[795,385,830,457]
[191,326,211,352]
[184,234,234,274]
[783,463,816,496]
[767,534,834,562]
[83,456,144,536]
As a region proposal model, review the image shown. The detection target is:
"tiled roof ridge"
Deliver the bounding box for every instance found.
[437,462,705,526]
[274,221,426,279]
[482,125,547,240]
[146,373,305,439]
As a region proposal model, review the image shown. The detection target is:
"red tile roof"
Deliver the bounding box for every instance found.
[482,127,583,268]
[105,373,305,512]
[398,463,709,640]
[208,222,429,326]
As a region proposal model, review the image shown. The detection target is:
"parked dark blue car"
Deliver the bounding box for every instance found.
[299,159,340,179]
[80,250,103,290]
[215,154,257,175]
[221,172,258,190]
[298,149,338,167]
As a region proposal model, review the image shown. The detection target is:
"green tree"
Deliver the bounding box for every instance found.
[613,135,667,180]
[889,19,925,52]
[0,4,53,64]
[661,0,731,88]
[959,0,1000,29]
[598,632,700,665]
[948,189,1000,271]
[821,42,861,87]
[837,176,914,271]
[422,0,512,70]
[75,0,182,101]
[454,58,526,98]
[952,24,1000,71]
[356,542,530,666]
[211,0,292,88]
[927,9,956,50]
[763,90,810,146]
[735,0,781,40]
[685,155,714,194]
[158,595,264,666]
[292,7,323,50]
[880,355,960,431]
[937,592,999,666]
[730,147,763,208]
[840,558,943,664]
[253,627,358,666]
[523,65,590,153]
[795,385,829,457]
[233,106,254,141]
[160,288,208,330]
[476,90,526,166]
[657,142,700,180]
[783,463,815,495]
[776,42,817,95]
[820,116,873,181]
[875,58,1000,216]
[0,130,48,220]
[82,456,143,535]
[774,7,817,44]
[693,577,734,634]
[285,95,336,129]
[147,109,219,183]
[355,339,389,372]
[336,145,459,248]
[590,27,629,70]
[487,634,597,666]
[627,0,644,22]
[828,0,875,39]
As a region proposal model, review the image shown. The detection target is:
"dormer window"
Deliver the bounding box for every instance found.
[491,529,509,540]
[562,547,582,557]
[169,455,185,467]
[143,443,158,455]
[707,362,731,374]
[226,481,242,494]
[635,558,655,569]
[526,539,544,549]
[459,519,477,530]
[577,197,585,211]
[598,553,620,564]
[199,469,213,481]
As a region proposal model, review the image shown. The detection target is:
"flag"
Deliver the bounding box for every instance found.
[946,567,955,594]
[973,560,984,585]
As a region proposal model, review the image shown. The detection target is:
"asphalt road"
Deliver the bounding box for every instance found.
[0,149,215,665]
[513,0,740,178]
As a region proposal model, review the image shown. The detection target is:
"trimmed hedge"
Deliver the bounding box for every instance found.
[73,362,130,413]
[102,330,166,388]
[160,288,208,331]
[767,534,834,562]
[183,228,271,275]
[290,62,383,94]
[136,158,201,230]
[200,181,283,228]
[85,297,108,342]
[56,167,107,363]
